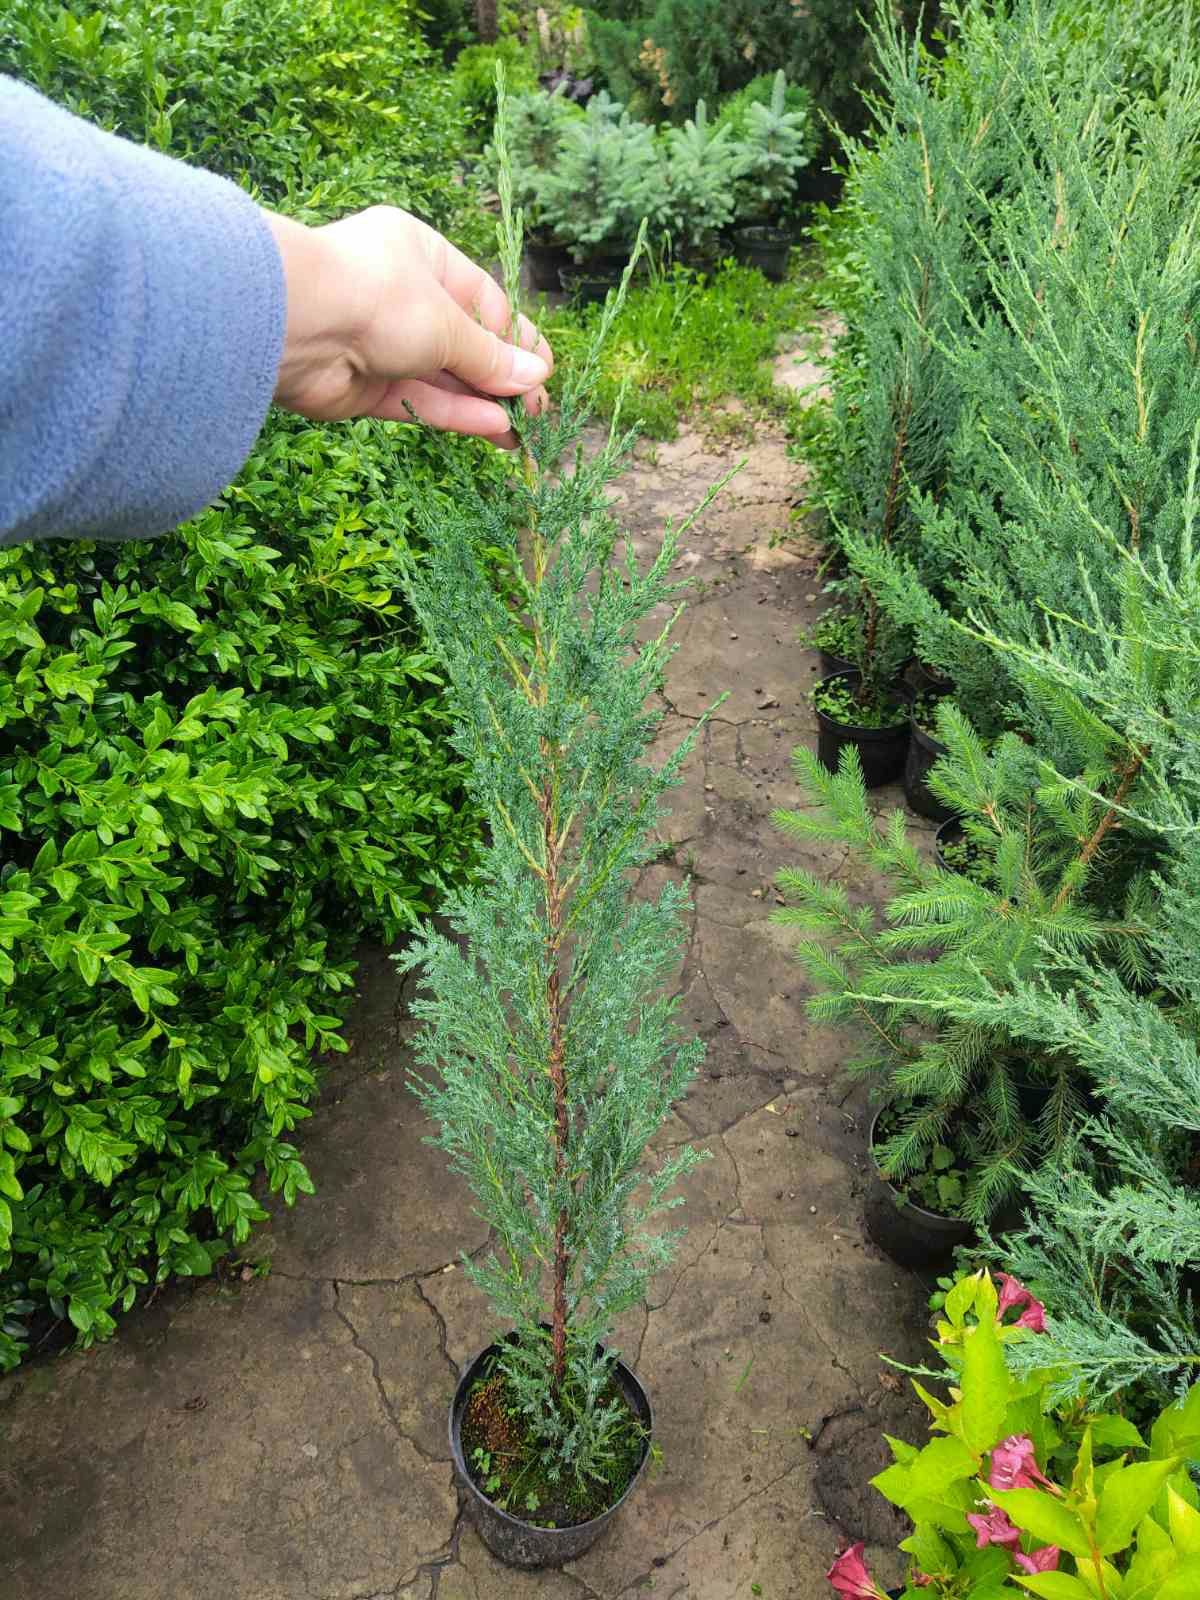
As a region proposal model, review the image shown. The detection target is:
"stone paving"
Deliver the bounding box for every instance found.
[0,337,934,1600]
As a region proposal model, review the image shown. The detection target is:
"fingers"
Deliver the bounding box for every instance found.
[435,285,552,397]
[367,378,519,447]
[431,232,555,373]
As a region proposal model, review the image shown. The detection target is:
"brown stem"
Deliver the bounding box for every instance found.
[1050,745,1148,913]
[541,771,570,1397]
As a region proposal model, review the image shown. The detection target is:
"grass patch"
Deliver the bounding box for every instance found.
[536,257,819,440]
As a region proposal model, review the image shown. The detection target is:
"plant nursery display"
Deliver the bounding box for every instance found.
[844,1268,1200,1598]
[395,95,713,1566]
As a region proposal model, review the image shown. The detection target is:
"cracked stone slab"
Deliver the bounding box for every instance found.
[0,1276,455,1600]
[252,1066,490,1283]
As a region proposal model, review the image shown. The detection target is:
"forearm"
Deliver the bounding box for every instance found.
[0,76,285,547]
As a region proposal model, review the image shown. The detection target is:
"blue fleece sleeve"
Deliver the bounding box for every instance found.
[0,77,286,546]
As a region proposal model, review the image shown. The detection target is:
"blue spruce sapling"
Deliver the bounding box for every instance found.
[395,88,714,1496]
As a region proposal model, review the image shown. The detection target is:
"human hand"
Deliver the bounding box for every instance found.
[264,205,552,448]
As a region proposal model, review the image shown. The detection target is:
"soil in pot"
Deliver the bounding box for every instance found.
[813,671,909,787]
[863,1105,976,1269]
[732,225,791,281]
[904,693,955,823]
[451,1339,652,1568]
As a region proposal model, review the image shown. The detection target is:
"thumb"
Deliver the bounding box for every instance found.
[437,290,550,396]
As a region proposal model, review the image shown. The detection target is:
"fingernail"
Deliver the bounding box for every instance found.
[511,349,549,387]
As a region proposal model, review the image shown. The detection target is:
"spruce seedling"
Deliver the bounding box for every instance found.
[395,70,717,1500]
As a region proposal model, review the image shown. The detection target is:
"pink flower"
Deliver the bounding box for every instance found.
[966,1507,1022,1550]
[1014,1300,1047,1333]
[1014,1546,1061,1575]
[996,1271,1032,1317]
[989,1435,1056,1492]
[826,1543,886,1598]
[994,1272,1048,1332]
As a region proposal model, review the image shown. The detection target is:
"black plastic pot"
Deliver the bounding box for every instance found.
[905,658,954,698]
[863,1107,976,1269]
[904,717,955,822]
[449,1340,653,1568]
[934,817,962,872]
[732,225,791,281]
[525,239,571,292]
[814,671,910,787]
[817,648,858,678]
[558,257,626,305]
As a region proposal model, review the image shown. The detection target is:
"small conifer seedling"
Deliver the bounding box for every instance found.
[395,74,717,1544]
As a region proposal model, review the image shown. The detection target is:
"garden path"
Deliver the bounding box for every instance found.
[0,335,932,1600]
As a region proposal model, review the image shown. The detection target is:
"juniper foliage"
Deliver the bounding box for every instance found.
[395,91,711,1487]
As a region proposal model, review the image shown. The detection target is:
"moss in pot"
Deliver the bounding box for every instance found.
[395,86,711,1571]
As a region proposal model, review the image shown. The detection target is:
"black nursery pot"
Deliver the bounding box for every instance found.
[449,1341,653,1569]
[558,257,626,306]
[817,648,858,678]
[863,1107,976,1270]
[934,817,962,872]
[814,671,910,788]
[904,717,955,823]
[525,238,572,292]
[732,225,791,281]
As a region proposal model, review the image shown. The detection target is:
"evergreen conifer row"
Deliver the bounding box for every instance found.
[789,0,1200,1402]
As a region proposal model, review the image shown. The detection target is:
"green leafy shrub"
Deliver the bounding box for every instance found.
[452,38,537,141]
[0,420,500,1367]
[0,0,507,1364]
[857,1268,1200,1597]
[0,0,486,247]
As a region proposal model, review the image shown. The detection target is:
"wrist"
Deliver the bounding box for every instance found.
[264,211,365,414]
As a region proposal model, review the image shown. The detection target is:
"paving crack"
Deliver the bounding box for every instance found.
[415,1275,460,1383]
[422,1499,467,1599]
[331,1282,448,1466]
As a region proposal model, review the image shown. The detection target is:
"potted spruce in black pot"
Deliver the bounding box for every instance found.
[396,92,710,1570]
[536,92,659,304]
[728,71,813,280]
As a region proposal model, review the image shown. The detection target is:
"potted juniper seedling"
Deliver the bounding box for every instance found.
[395,104,713,1570]
[811,612,910,787]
